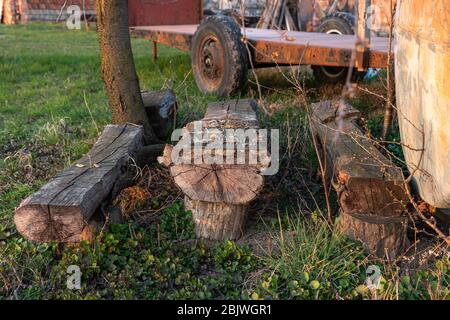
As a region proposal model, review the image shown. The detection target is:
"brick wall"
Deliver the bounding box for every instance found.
[1,0,96,23]
[26,0,96,21]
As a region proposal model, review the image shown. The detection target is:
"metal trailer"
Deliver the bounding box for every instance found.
[129,0,391,97]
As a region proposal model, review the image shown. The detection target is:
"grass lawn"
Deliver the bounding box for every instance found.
[0,23,448,300]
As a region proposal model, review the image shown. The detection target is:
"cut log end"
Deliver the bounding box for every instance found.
[15,200,84,242]
[171,164,264,205]
[142,89,177,139]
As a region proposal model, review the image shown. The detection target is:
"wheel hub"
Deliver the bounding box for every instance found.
[198,36,224,84]
[320,29,346,78]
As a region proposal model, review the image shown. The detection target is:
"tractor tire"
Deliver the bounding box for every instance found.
[203,9,216,17]
[191,15,248,97]
[222,9,245,26]
[317,12,355,35]
[312,12,366,84]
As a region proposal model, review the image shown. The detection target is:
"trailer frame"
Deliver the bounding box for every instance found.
[129,0,391,96]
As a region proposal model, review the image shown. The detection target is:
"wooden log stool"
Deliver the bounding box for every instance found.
[159,99,269,241]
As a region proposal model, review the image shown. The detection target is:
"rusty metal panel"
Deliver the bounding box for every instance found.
[130,26,195,52]
[131,25,390,68]
[247,28,389,68]
[252,39,387,68]
[128,0,203,27]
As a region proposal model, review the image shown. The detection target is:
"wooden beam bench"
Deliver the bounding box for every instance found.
[14,90,178,243]
[311,100,409,258]
[15,124,145,242]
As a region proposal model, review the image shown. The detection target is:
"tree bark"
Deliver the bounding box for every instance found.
[96,0,155,141]
[185,197,249,241]
[337,211,408,260]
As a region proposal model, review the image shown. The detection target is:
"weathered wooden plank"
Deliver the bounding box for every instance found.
[204,99,258,121]
[14,124,144,242]
[311,100,361,124]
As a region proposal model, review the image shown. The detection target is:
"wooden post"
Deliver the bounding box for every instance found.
[356,0,371,71]
[311,101,409,258]
[158,99,267,241]
[152,41,158,61]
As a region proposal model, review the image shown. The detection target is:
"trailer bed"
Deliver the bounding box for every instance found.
[131,24,390,69]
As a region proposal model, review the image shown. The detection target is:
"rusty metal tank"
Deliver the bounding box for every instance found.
[395,0,450,208]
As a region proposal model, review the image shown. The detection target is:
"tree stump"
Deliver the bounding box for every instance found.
[14,124,144,242]
[159,99,268,240]
[141,90,177,139]
[337,211,409,259]
[311,101,409,259]
[185,197,249,240]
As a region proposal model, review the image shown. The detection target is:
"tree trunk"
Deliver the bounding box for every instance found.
[96,0,155,141]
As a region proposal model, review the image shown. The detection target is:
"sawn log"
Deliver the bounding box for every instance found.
[14,124,144,242]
